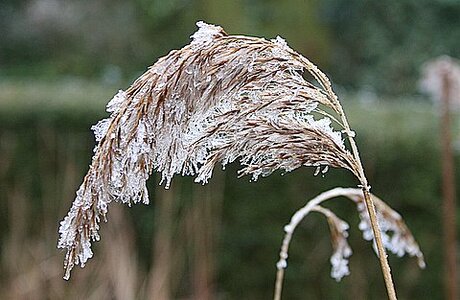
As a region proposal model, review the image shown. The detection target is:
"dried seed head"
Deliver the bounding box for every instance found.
[58,22,357,279]
[312,206,352,281]
[349,192,426,269]
[276,187,424,289]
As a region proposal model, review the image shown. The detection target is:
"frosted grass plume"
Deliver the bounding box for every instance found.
[58,21,399,299]
[274,187,425,299]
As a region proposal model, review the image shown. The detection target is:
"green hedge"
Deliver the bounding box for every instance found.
[0,80,456,299]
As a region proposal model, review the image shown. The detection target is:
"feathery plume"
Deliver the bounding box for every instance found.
[58,22,398,300]
[58,21,357,279]
[274,187,424,300]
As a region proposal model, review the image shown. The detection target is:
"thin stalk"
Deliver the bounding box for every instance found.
[270,60,397,299]
[271,61,398,299]
[440,69,458,300]
[274,269,284,300]
[312,71,397,298]
[337,104,397,300]
[360,187,396,300]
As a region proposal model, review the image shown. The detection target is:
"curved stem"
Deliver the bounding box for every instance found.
[273,188,355,300]
[303,64,397,298]
[275,55,397,300]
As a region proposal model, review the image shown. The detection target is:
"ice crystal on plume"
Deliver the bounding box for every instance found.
[356,200,425,268]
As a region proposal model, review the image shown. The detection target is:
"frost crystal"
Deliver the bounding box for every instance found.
[91,118,111,143]
[330,244,352,282]
[355,197,425,268]
[276,259,287,270]
[107,90,127,114]
[273,36,288,48]
[190,21,225,46]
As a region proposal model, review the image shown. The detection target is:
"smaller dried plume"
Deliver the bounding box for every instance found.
[346,190,425,269]
[275,187,424,292]
[58,22,357,279]
[312,206,352,281]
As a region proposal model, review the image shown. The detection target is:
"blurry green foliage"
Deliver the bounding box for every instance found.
[320,0,460,94]
[0,80,456,299]
[3,0,458,94]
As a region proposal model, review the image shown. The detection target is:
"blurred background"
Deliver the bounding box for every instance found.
[1,0,459,299]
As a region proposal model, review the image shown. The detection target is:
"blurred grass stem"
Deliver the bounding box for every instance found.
[440,67,458,300]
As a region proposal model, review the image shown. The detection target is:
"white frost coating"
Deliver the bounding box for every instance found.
[91,118,111,142]
[276,203,354,280]
[79,238,94,267]
[329,220,352,282]
[313,166,321,176]
[275,187,425,295]
[180,72,346,185]
[356,201,425,268]
[59,22,358,280]
[91,90,127,145]
[330,245,352,281]
[313,205,353,282]
[271,36,290,59]
[107,90,127,114]
[283,224,293,233]
[342,129,356,138]
[276,259,287,270]
[273,36,288,48]
[304,115,344,148]
[190,21,225,46]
